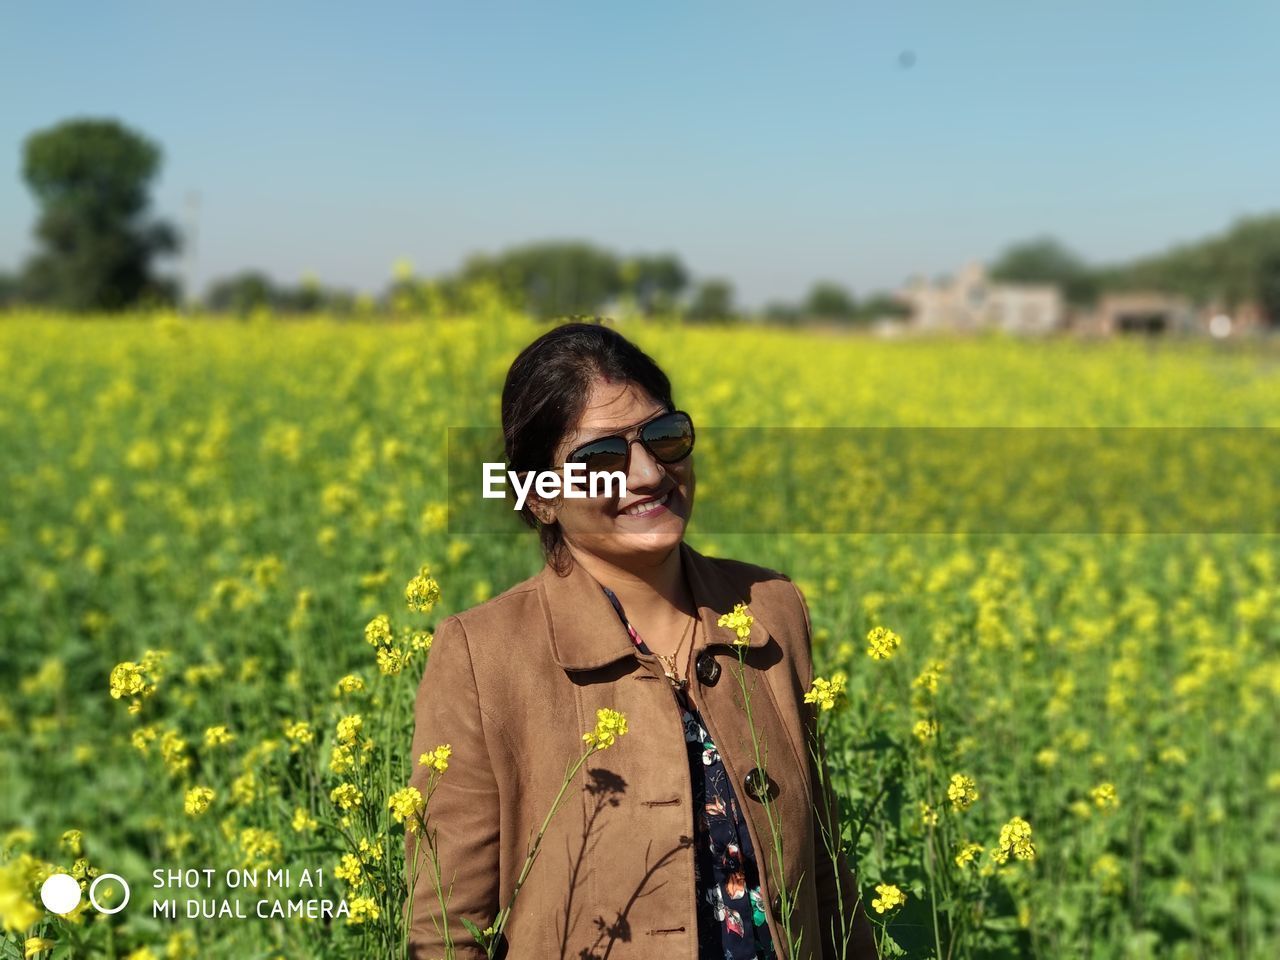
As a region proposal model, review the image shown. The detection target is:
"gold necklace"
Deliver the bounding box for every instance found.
[655,614,696,690]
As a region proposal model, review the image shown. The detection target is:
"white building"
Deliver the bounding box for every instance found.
[900,261,1064,335]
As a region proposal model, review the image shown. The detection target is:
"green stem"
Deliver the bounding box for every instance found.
[733,646,800,956]
[488,746,597,954]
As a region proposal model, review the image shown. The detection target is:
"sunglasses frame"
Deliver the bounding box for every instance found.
[563,408,696,476]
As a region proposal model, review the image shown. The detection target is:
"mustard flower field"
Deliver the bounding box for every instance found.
[1,311,1277,959]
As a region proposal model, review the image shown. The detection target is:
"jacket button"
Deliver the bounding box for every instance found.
[744,767,769,802]
[771,893,783,917]
[695,652,720,685]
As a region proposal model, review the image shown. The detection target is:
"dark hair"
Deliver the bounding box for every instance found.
[501,319,675,572]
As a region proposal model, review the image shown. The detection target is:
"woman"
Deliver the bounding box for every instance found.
[404,321,877,960]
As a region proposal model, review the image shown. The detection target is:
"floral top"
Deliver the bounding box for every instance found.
[602,586,777,960]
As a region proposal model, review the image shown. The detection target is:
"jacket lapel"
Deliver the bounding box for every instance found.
[540,541,773,673]
[680,541,774,655]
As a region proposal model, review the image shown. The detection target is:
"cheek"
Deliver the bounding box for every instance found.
[678,463,696,496]
[556,495,617,529]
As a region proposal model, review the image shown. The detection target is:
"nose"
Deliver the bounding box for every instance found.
[625,438,664,490]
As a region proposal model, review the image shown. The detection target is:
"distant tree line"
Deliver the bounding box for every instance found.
[2,116,1278,327]
[990,219,1280,323]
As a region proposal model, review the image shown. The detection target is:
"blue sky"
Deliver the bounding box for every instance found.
[3,1,1278,307]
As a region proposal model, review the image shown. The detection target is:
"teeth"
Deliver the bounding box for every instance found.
[623,491,669,516]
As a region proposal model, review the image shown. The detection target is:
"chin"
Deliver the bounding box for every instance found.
[613,529,684,560]
[570,522,686,566]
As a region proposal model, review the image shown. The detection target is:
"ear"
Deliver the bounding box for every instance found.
[525,489,558,526]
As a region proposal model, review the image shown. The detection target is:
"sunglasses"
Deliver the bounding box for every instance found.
[564,409,695,476]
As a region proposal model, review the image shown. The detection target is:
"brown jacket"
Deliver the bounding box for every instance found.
[403,541,878,960]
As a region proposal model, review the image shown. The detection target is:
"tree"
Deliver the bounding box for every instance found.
[458,241,623,319]
[763,300,803,326]
[803,281,857,321]
[205,271,279,315]
[0,271,17,308]
[686,278,736,323]
[989,236,1097,306]
[854,291,911,323]
[19,117,180,310]
[205,270,355,316]
[1090,212,1280,314]
[1258,250,1280,327]
[620,253,689,315]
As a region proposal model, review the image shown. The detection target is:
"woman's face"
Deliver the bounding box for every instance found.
[535,376,694,568]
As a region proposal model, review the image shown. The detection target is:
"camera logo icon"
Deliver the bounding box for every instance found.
[41,872,130,915]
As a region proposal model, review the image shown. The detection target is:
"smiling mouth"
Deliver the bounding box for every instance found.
[619,490,672,517]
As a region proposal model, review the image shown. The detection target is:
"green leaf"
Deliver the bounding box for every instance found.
[460,916,486,944]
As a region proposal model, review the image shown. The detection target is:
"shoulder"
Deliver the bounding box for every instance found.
[435,565,546,651]
[701,551,811,636]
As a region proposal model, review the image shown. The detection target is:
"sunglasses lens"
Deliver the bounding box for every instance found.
[569,438,628,474]
[642,412,694,463]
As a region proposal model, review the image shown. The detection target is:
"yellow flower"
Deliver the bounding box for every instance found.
[334,853,364,885]
[159,728,190,777]
[203,725,235,748]
[1159,746,1188,767]
[109,650,169,713]
[164,930,196,959]
[991,817,1036,864]
[717,604,754,645]
[230,771,259,806]
[1089,782,1119,812]
[364,614,393,649]
[183,786,215,817]
[866,626,902,661]
[330,783,363,810]
[405,629,433,652]
[59,830,82,857]
[0,875,41,933]
[405,565,442,613]
[947,773,979,811]
[131,725,158,755]
[334,674,365,696]
[238,828,282,869]
[803,672,848,711]
[346,895,380,924]
[357,837,384,863]
[912,718,938,743]
[388,787,425,830]
[291,807,317,833]
[109,657,145,695]
[336,715,363,745]
[282,720,313,747]
[25,937,56,958]
[954,841,984,868]
[871,883,907,913]
[582,708,629,750]
[376,646,411,675]
[418,743,452,773]
[329,744,355,775]
[912,659,945,693]
[1092,853,1124,895]
[919,801,939,827]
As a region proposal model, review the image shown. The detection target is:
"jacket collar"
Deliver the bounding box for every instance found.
[538,540,773,673]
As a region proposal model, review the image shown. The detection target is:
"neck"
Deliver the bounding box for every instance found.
[564,540,694,618]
